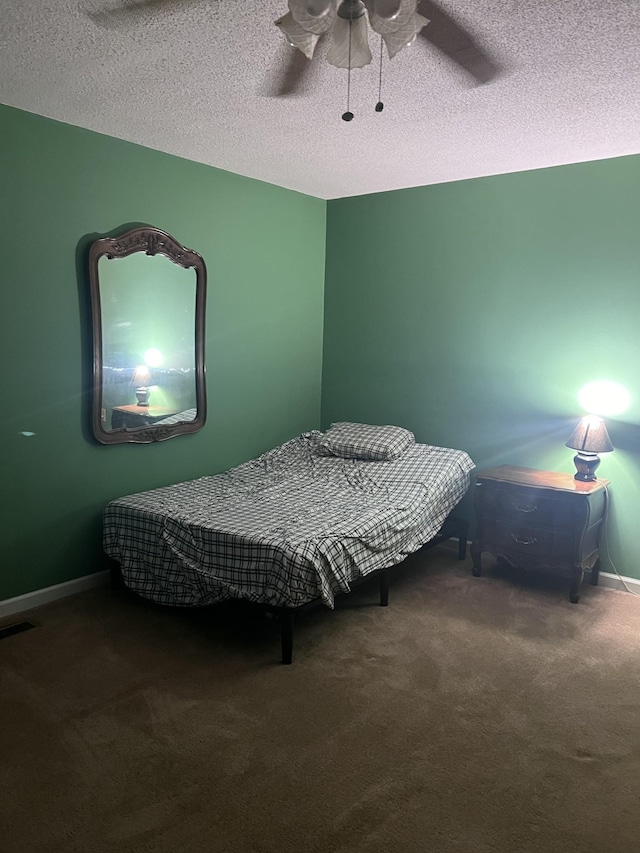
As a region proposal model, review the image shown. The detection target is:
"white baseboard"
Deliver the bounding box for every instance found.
[0,571,109,621]
[0,564,637,623]
[440,540,640,596]
[597,571,640,594]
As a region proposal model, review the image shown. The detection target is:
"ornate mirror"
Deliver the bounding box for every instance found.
[88,227,206,444]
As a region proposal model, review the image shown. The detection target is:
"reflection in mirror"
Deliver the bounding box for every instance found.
[89,227,206,444]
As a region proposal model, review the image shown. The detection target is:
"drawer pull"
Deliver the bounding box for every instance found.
[512,502,538,514]
[511,533,537,546]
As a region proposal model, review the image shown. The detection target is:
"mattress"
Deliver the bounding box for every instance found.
[103,431,475,608]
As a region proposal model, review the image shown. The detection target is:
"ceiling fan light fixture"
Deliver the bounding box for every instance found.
[378,10,428,58]
[365,0,416,33]
[270,0,499,103]
[275,12,321,59]
[300,0,333,13]
[288,0,337,35]
[326,13,372,68]
[276,0,427,68]
[371,0,403,20]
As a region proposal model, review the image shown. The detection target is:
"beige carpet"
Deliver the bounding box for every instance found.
[1,548,639,853]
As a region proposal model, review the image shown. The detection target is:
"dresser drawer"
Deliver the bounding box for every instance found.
[496,520,574,563]
[492,486,573,530]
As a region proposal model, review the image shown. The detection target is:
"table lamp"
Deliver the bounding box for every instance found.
[132,365,151,407]
[565,415,613,481]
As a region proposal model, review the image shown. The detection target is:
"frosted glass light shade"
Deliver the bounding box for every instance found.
[275,12,321,58]
[288,0,337,35]
[364,0,428,58]
[371,0,403,20]
[378,10,428,58]
[366,0,417,33]
[326,15,372,68]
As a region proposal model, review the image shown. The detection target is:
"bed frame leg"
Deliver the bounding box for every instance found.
[280,610,293,665]
[379,568,389,607]
[457,519,469,560]
[109,558,125,591]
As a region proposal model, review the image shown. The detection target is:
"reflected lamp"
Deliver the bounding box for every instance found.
[565,416,613,481]
[133,365,151,407]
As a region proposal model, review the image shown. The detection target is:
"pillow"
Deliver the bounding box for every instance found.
[316,422,415,461]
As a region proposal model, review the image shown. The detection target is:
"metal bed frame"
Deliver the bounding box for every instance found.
[109,514,468,665]
[274,514,468,664]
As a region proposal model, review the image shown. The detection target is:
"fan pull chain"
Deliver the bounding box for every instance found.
[375,36,384,112]
[342,17,354,121]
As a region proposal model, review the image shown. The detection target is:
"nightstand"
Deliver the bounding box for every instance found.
[470,465,609,603]
[111,405,179,430]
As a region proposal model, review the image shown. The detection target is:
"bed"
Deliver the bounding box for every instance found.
[104,424,475,662]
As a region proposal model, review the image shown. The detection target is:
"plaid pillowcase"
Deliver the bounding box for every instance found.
[317,422,415,461]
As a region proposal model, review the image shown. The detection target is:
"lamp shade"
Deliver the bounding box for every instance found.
[565,416,613,454]
[132,365,151,386]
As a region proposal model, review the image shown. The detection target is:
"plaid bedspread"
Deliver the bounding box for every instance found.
[153,408,197,426]
[103,431,475,608]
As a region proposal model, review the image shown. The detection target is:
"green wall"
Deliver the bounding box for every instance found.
[324,156,640,580]
[3,100,639,601]
[0,104,326,601]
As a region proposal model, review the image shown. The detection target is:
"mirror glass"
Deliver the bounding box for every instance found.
[89,227,206,444]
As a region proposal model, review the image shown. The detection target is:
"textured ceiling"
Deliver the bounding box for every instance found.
[2,0,640,199]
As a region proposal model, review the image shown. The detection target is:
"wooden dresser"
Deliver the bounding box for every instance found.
[470,465,609,603]
[111,405,179,430]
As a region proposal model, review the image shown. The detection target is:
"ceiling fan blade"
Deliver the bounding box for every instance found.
[264,47,314,97]
[85,0,203,28]
[417,1,500,84]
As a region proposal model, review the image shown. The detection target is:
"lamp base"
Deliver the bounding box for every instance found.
[135,387,150,407]
[572,452,600,482]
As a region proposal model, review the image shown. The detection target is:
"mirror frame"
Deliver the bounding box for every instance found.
[88,226,207,445]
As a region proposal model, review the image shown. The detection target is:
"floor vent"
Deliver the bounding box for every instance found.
[0,620,38,640]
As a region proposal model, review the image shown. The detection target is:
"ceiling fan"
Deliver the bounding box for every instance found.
[272,0,500,97]
[87,1,500,107]
[271,0,500,120]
